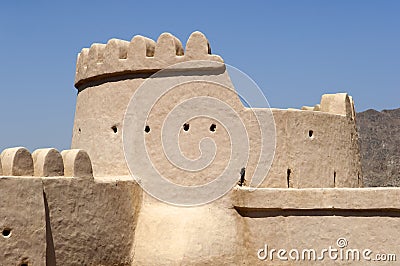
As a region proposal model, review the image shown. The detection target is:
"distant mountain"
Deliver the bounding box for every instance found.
[357,108,400,187]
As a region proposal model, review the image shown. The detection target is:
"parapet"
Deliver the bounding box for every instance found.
[302,92,356,119]
[61,149,93,178]
[74,31,223,88]
[1,147,33,176]
[32,148,64,177]
[0,147,93,178]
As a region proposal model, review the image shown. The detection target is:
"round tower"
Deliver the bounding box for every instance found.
[72,31,362,190]
[72,31,225,177]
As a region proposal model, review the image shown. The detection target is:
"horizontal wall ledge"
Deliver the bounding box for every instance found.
[233,187,400,211]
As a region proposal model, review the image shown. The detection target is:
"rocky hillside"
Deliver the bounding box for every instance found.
[357,108,400,187]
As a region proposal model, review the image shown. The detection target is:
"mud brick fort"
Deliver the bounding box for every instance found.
[0,31,398,265]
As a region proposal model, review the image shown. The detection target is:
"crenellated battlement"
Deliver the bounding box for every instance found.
[74,31,223,88]
[3,29,400,266]
[0,147,93,178]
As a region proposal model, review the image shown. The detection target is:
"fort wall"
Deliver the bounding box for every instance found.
[72,32,362,188]
[1,31,395,265]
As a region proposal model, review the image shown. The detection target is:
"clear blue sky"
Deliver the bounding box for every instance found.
[0,1,399,151]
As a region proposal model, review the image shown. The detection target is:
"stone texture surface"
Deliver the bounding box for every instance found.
[0,170,142,265]
[262,108,361,188]
[60,149,93,178]
[132,194,242,265]
[232,188,400,264]
[132,188,400,265]
[72,77,147,177]
[75,31,222,87]
[42,178,141,265]
[0,177,46,265]
[73,76,361,188]
[32,148,64,177]
[320,93,354,118]
[357,108,400,187]
[233,187,400,209]
[1,147,34,176]
[240,212,400,265]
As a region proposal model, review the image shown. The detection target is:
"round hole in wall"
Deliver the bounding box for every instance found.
[111,125,118,133]
[210,124,216,132]
[308,130,314,138]
[183,123,190,131]
[78,128,81,133]
[20,263,28,266]
[144,125,150,133]
[2,228,11,238]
